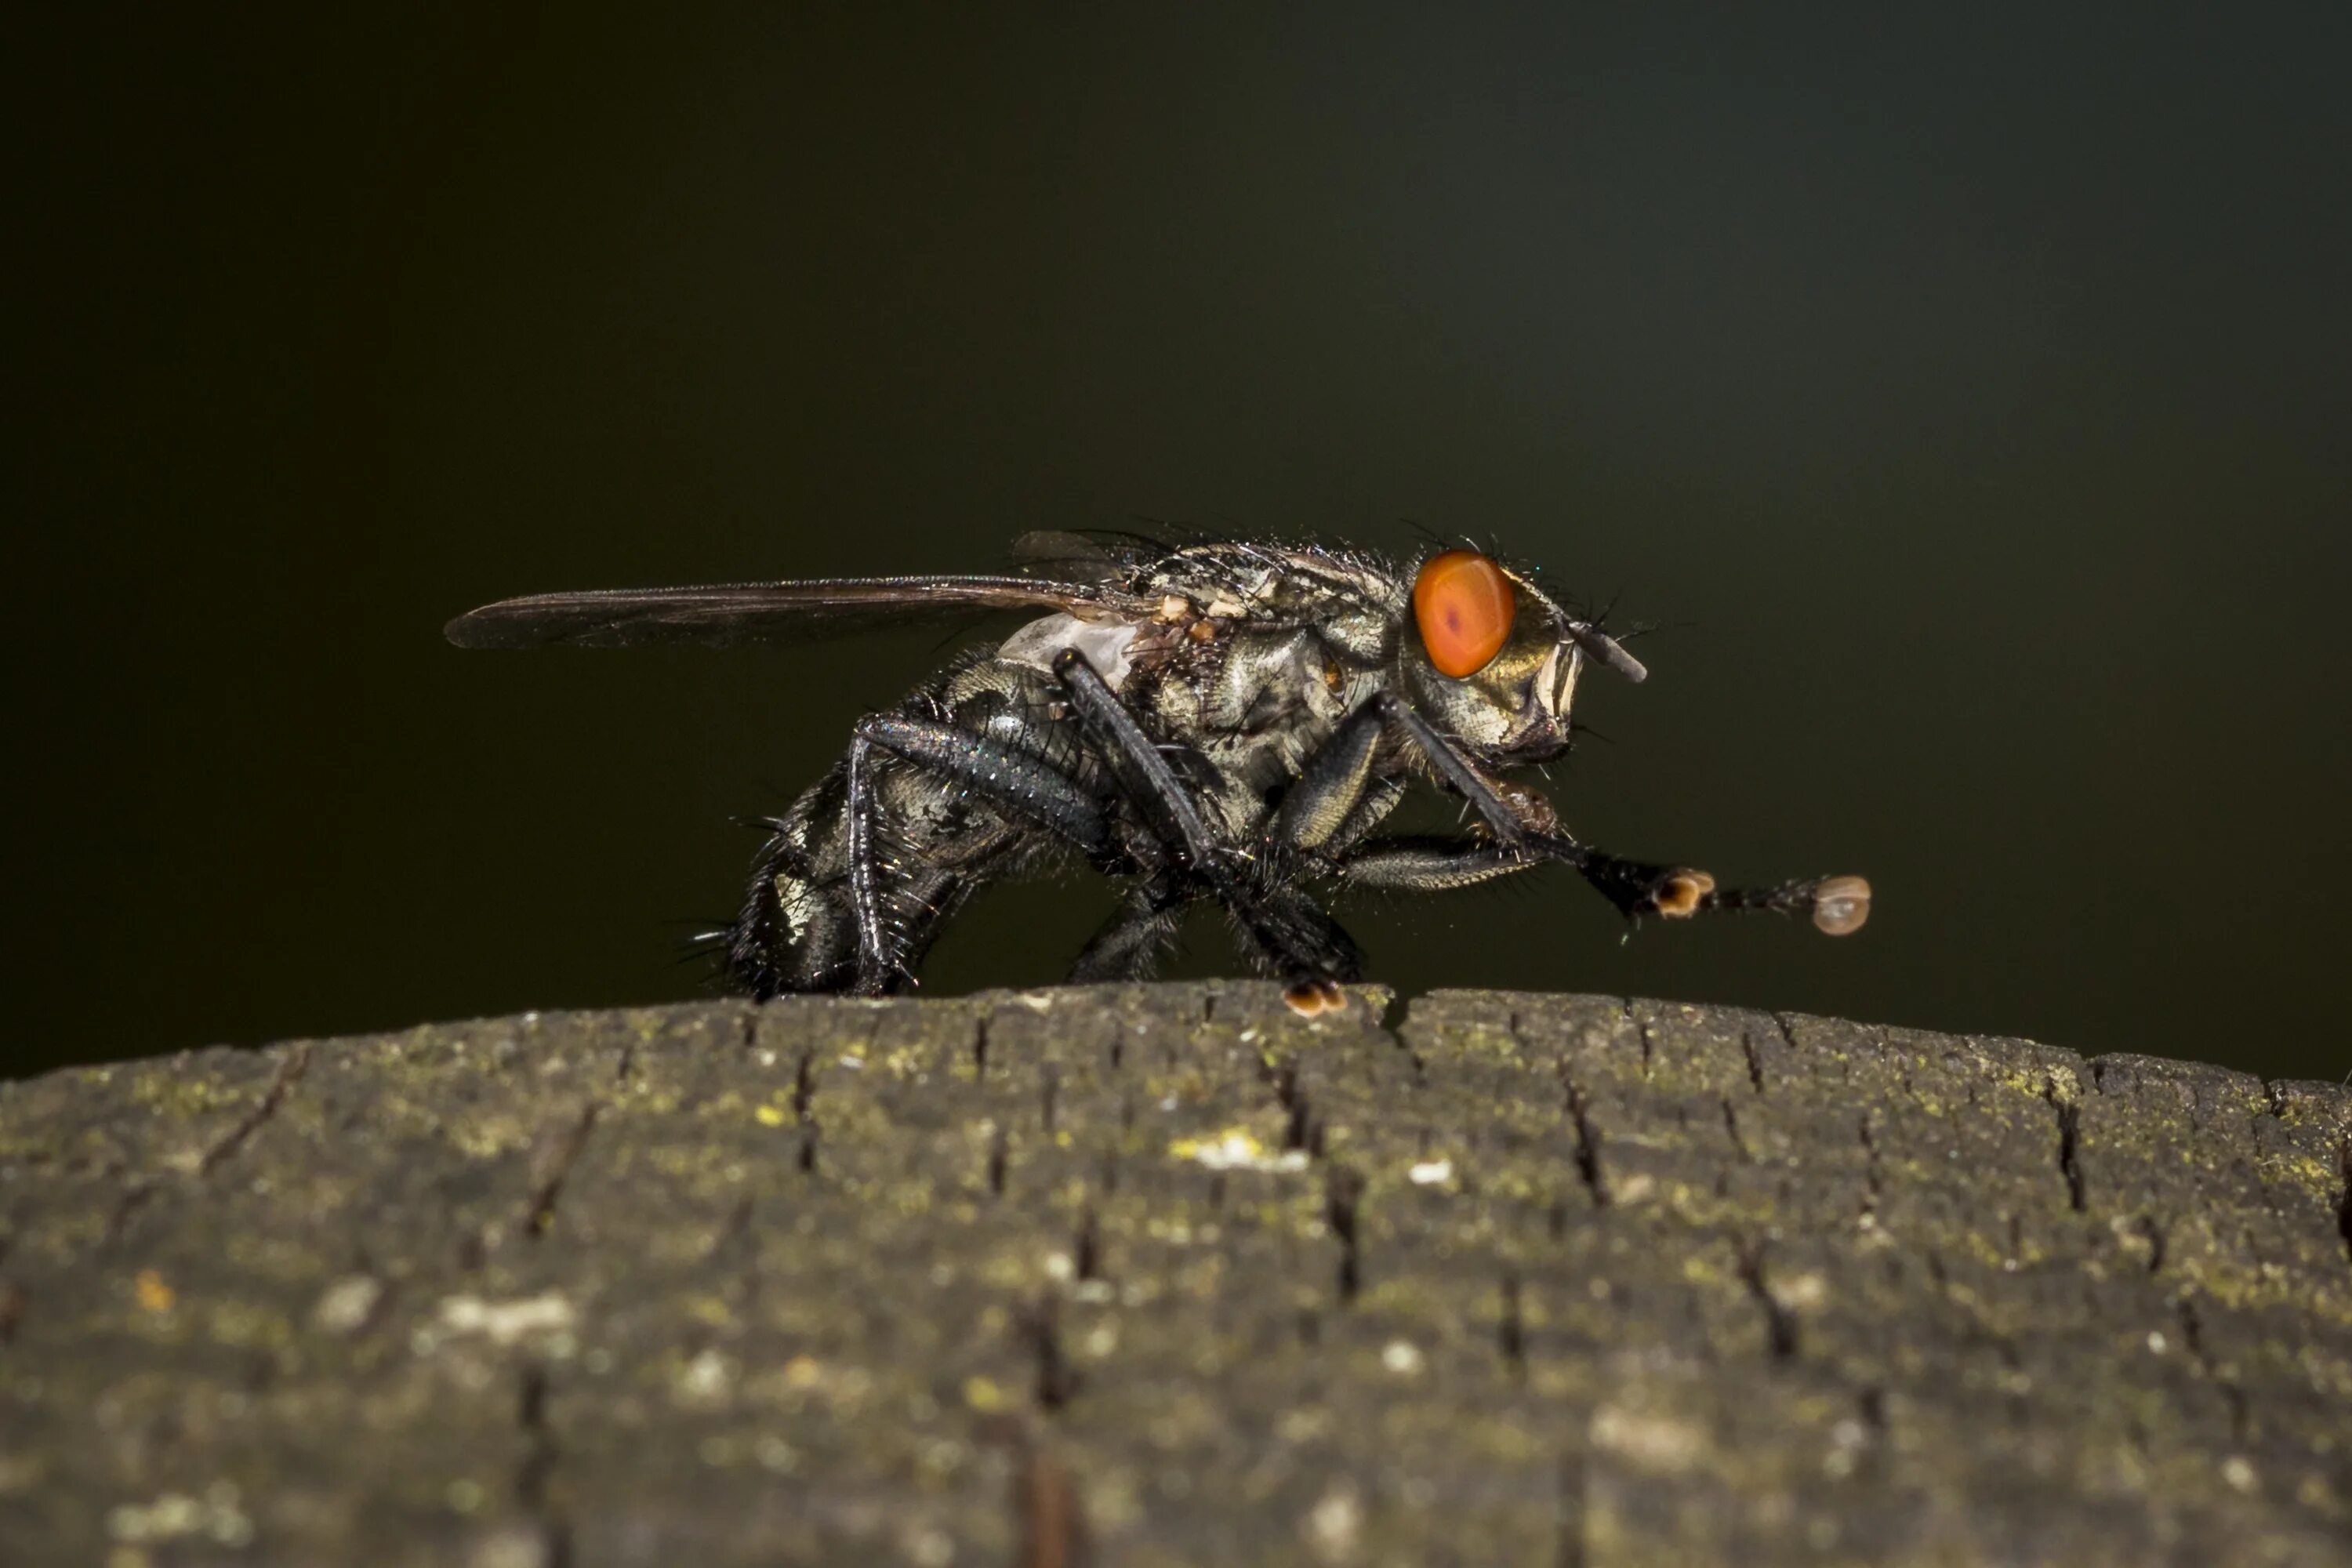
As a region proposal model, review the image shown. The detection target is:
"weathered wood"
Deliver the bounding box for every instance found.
[2,985,2347,1566]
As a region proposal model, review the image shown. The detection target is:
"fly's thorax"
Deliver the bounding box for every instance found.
[1141,624,1359,778]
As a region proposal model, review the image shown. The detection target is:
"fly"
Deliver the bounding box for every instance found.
[446,531,1870,1014]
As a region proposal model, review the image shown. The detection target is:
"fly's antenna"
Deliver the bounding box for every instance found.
[1552,583,1650,683]
[1567,622,1649,683]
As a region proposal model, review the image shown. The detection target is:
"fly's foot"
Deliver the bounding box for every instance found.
[1806,875,1872,935]
[1651,869,1715,917]
[1282,978,1348,1017]
[1577,855,1715,920]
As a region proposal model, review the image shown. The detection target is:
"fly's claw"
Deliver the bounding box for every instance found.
[1282,978,1348,1017]
[1650,869,1715,917]
[1806,875,1872,936]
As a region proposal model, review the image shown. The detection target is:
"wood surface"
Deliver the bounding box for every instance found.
[2,983,2348,1566]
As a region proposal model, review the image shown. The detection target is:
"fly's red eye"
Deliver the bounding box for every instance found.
[1411,550,1515,677]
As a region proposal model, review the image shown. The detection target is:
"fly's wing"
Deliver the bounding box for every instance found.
[444,575,1149,649]
[1007,528,1176,579]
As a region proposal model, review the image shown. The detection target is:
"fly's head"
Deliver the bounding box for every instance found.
[1397,548,1646,765]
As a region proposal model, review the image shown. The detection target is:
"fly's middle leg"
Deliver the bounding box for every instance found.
[1051,648,1364,1006]
[1067,873,1188,983]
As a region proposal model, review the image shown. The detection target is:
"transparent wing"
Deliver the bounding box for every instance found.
[1007,528,1176,578]
[444,575,1146,649]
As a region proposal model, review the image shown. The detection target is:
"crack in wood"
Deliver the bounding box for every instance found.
[1736,1237,1801,1360]
[1325,1166,1365,1305]
[198,1042,312,1177]
[1562,1078,1610,1209]
[1857,1112,1884,1218]
[2337,1138,2352,1269]
[103,1181,158,1247]
[2045,1076,2086,1211]
[1720,1096,1751,1163]
[1497,1270,1526,1377]
[515,1363,572,1568]
[1618,1000,1653,1079]
[1014,1443,1090,1568]
[792,1049,817,1123]
[2136,1213,2168,1274]
[1553,1449,1588,1568]
[526,1103,600,1240]
[705,1194,755,1264]
[1740,1029,1767,1094]
[1022,1295,1080,1411]
[2173,1294,2251,1443]
[1262,1054,1315,1153]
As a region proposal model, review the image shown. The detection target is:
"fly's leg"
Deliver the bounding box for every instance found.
[739,691,1124,999]
[843,734,898,995]
[1270,696,1389,853]
[1345,692,1872,935]
[1334,836,1536,891]
[1067,873,1189,982]
[854,714,1114,858]
[1337,825,1869,933]
[857,697,1357,996]
[1561,852,1873,935]
[838,710,1128,993]
[1051,648,1362,1007]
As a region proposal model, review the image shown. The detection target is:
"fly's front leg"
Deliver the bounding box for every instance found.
[1052,648,1361,1011]
[1367,692,1871,935]
[1557,849,1873,935]
[1338,824,1871,934]
[1335,836,1537,891]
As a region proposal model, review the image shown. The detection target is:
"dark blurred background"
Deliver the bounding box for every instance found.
[9,4,2347,1081]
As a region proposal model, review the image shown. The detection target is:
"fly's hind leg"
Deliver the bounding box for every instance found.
[1067,873,1188,983]
[841,733,902,995]
[853,713,1113,858]
[839,710,1127,994]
